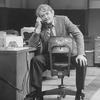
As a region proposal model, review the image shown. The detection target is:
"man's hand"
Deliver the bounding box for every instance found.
[35,17,42,34]
[76,55,87,66]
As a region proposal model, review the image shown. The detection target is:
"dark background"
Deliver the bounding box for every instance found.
[0,8,87,36]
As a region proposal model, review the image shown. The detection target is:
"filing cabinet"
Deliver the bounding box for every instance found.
[85,50,94,66]
[94,38,100,64]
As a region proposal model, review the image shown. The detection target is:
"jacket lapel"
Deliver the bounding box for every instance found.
[54,16,61,36]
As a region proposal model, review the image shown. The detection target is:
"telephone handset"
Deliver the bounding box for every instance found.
[34,17,46,33]
[36,17,43,23]
[36,17,48,29]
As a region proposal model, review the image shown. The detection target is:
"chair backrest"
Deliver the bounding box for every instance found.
[21,27,35,41]
[48,36,71,77]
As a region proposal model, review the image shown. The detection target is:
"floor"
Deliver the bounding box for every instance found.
[42,67,100,100]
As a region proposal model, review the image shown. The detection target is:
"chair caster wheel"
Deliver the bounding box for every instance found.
[75,92,85,100]
[57,97,64,100]
[57,95,65,100]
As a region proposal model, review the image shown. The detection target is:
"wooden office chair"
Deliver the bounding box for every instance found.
[42,36,76,100]
[20,27,35,45]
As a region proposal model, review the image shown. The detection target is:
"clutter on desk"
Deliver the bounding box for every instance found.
[0,31,23,49]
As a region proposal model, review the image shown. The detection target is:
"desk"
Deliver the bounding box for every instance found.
[0,47,36,100]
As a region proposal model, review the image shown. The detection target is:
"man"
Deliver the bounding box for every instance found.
[26,4,87,100]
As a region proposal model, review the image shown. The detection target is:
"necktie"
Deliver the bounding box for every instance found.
[50,26,53,36]
[47,23,56,36]
[47,24,53,37]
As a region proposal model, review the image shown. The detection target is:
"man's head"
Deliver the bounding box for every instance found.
[36,4,55,24]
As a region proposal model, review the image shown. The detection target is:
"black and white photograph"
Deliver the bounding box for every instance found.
[0,0,100,100]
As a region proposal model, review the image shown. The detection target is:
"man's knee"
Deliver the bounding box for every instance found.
[32,55,42,61]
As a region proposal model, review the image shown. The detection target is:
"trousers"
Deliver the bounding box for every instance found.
[30,53,87,90]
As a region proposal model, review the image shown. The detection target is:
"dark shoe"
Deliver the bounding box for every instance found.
[75,90,85,100]
[36,90,43,100]
[24,88,44,100]
[75,90,81,100]
[75,95,80,100]
[36,96,43,100]
[24,91,37,100]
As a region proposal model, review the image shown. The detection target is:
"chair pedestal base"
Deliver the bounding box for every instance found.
[43,87,75,99]
[42,87,85,100]
[58,84,65,89]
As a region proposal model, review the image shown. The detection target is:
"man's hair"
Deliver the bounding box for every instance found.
[36,4,54,17]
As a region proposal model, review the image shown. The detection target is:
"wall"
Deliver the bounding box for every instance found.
[88,0,100,38]
[2,0,100,39]
[0,8,87,36]
[89,9,100,37]
[1,0,87,9]
[50,0,87,9]
[86,0,100,50]
[0,0,88,36]
[0,8,36,31]
[1,0,100,38]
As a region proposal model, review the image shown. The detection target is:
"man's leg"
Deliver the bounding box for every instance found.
[26,54,50,100]
[71,56,87,100]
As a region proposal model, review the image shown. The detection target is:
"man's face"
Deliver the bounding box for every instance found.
[39,10,54,24]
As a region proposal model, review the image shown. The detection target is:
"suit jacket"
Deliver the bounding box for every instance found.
[29,15,85,56]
